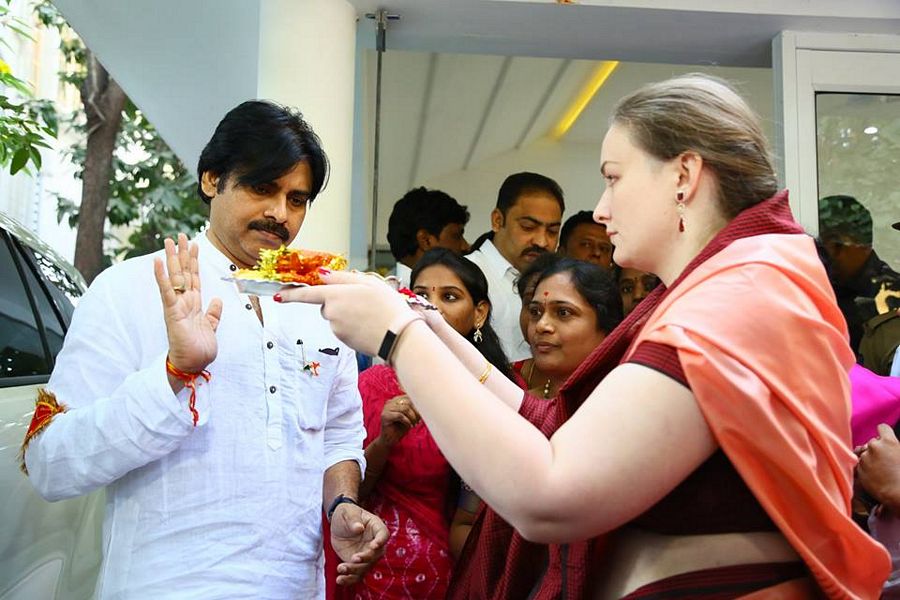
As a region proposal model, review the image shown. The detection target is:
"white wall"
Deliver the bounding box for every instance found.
[257,0,357,256]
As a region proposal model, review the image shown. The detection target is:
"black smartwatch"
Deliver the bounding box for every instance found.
[326,494,359,522]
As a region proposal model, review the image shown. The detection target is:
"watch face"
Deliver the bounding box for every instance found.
[377,330,398,362]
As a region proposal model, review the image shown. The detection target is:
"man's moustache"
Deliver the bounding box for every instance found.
[521,247,549,257]
[249,221,289,242]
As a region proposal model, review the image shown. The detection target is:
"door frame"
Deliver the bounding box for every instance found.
[773,31,900,235]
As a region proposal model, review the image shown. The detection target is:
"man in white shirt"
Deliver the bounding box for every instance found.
[387,186,470,285]
[23,101,387,599]
[466,172,564,361]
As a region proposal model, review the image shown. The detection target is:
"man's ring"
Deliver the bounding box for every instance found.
[172,283,186,293]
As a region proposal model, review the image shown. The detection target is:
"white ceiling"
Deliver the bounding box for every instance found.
[363,51,783,244]
[368,51,599,189]
[367,50,780,182]
[348,0,900,67]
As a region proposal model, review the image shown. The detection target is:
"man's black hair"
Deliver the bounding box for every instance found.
[387,187,469,261]
[559,210,603,249]
[496,172,565,218]
[196,100,329,204]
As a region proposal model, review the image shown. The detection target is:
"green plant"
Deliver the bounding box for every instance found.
[0,0,57,175]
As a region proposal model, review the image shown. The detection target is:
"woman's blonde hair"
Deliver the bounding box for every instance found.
[611,73,778,218]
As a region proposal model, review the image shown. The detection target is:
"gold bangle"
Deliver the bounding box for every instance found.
[477,362,493,384]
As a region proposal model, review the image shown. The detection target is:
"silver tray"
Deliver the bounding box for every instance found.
[221,274,435,309]
[222,276,307,295]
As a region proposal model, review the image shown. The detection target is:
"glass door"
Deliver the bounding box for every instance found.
[776,33,900,371]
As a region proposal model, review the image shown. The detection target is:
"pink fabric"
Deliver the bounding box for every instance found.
[630,231,891,598]
[332,365,453,600]
[550,192,889,597]
[850,363,900,447]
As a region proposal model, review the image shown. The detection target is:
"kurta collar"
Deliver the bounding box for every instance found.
[197,231,241,277]
[479,239,518,280]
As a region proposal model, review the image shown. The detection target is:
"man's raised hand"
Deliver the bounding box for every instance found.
[153,233,223,373]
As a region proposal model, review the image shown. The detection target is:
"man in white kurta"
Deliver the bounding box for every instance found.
[466,237,530,360]
[24,100,386,599]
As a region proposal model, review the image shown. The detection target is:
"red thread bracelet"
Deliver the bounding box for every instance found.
[166,358,211,426]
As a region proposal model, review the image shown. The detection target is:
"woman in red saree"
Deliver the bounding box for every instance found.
[330,248,511,599]
[286,74,890,598]
[451,257,623,599]
[510,252,562,390]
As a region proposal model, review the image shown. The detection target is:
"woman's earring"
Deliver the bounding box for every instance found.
[676,190,686,233]
[473,324,483,343]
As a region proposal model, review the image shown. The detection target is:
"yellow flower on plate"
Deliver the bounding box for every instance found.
[0,59,11,75]
[235,245,347,284]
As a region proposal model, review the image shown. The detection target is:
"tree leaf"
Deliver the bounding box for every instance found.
[10,147,29,174]
[29,145,42,170]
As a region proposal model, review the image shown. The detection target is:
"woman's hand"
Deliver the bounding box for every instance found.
[153,234,223,373]
[275,270,415,357]
[377,395,421,447]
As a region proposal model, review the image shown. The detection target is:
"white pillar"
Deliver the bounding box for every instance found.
[257,0,357,256]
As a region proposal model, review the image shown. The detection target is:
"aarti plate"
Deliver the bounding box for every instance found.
[221,277,307,296]
[221,273,435,309]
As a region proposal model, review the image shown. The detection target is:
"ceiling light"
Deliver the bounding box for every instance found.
[552,61,619,140]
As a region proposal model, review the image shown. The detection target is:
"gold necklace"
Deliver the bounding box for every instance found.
[527,361,552,399]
